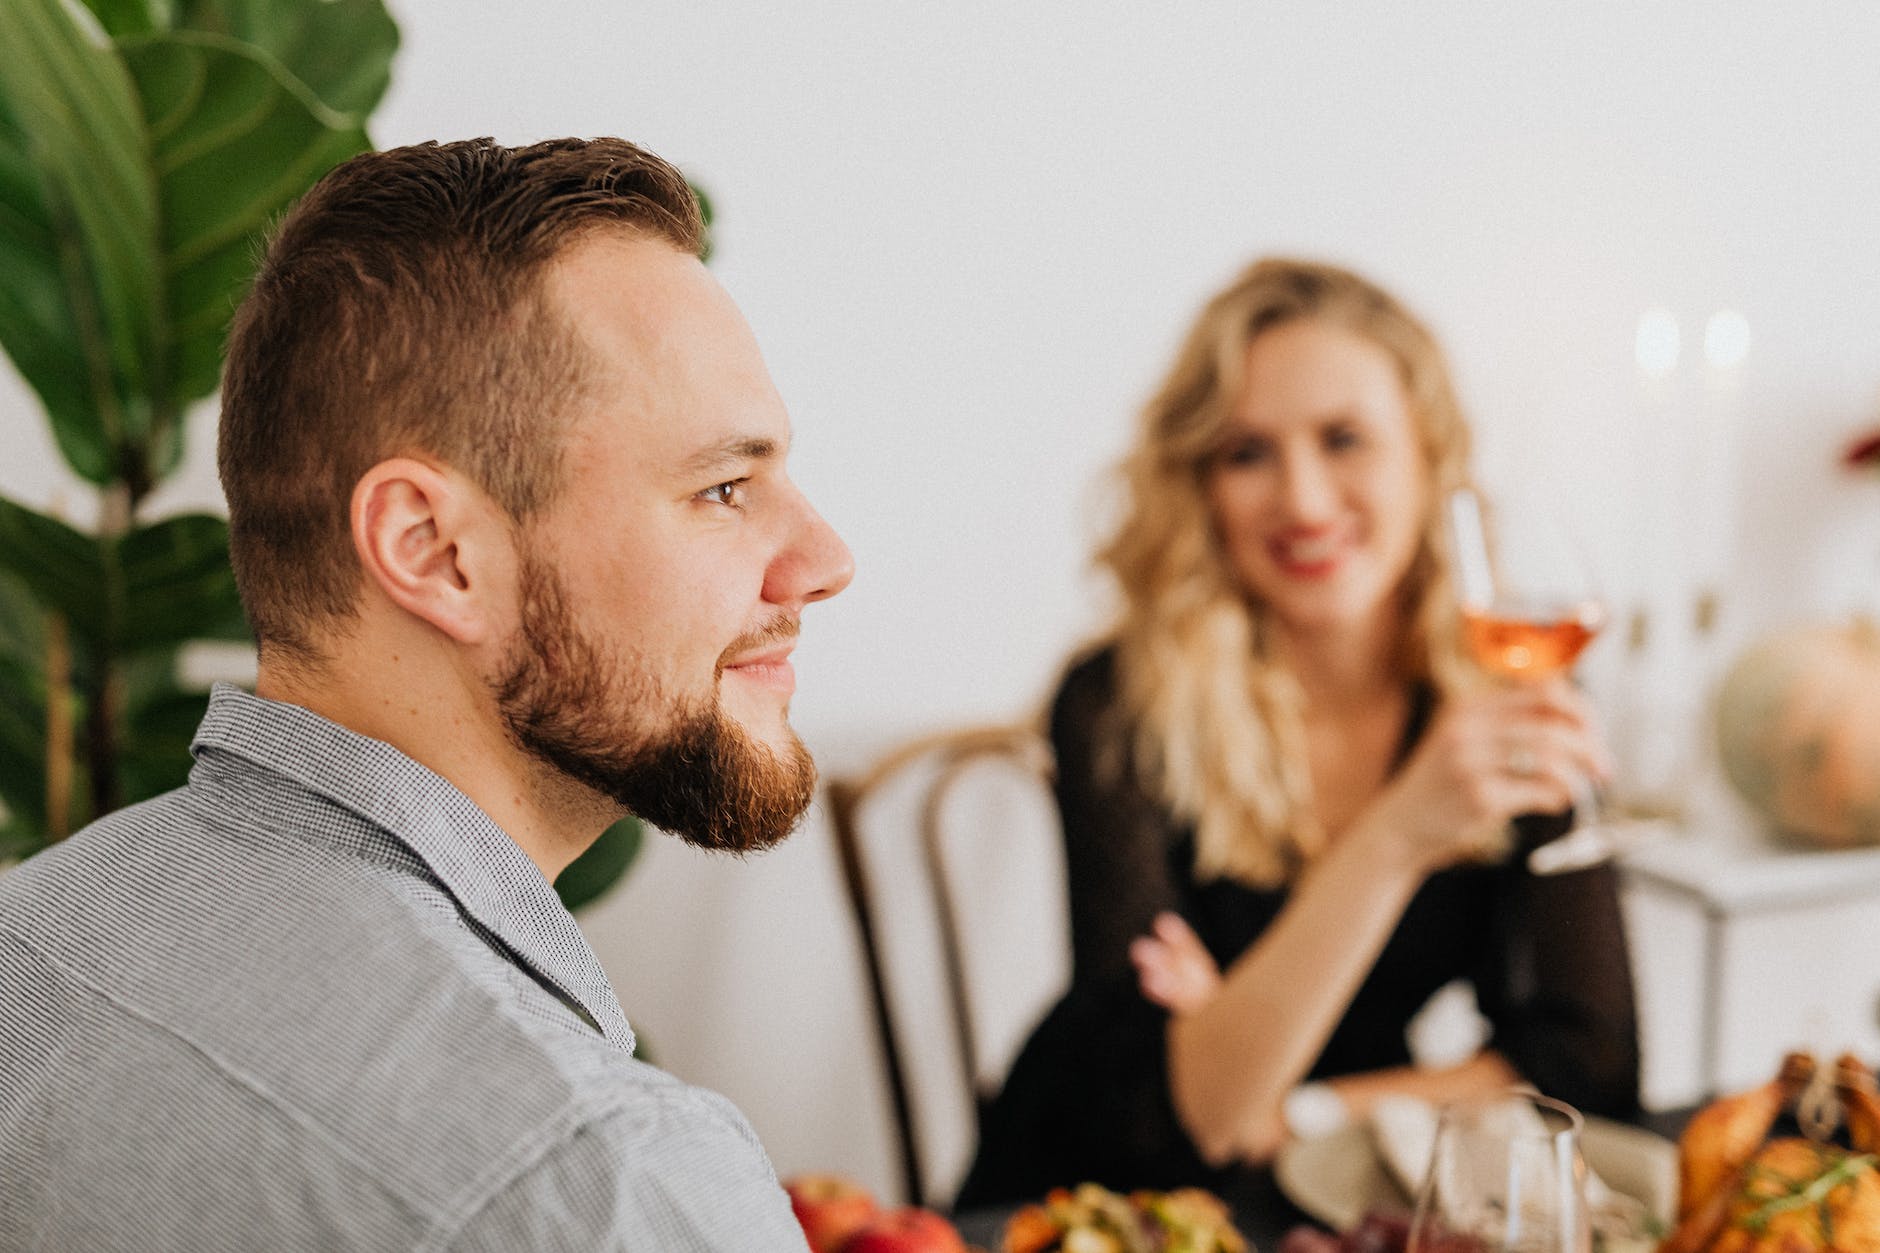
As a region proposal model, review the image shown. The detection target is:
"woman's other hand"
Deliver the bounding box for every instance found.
[1363,677,1611,876]
[1131,911,1223,1014]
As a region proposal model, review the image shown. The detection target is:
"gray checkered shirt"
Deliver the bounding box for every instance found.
[0,685,809,1251]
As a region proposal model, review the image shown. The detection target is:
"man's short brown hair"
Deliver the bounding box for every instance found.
[218,137,705,666]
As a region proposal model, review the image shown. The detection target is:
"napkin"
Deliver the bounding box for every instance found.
[1368,1095,1636,1222]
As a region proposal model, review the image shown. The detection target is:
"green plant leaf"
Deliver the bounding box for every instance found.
[0,650,49,845]
[0,93,112,483]
[692,179,714,264]
[0,497,107,629]
[0,6,376,493]
[114,512,248,649]
[0,563,47,676]
[0,567,79,856]
[117,667,208,805]
[0,0,160,484]
[555,816,643,912]
[175,0,399,119]
[74,0,164,39]
[0,818,38,865]
[120,31,370,436]
[0,500,247,655]
[0,579,50,847]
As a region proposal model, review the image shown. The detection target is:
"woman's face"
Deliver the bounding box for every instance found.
[1204,318,1430,639]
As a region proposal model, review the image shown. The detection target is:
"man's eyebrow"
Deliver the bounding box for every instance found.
[679,436,783,478]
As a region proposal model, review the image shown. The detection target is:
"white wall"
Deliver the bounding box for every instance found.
[5,0,1880,1202]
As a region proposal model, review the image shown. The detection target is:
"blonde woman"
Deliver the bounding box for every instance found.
[959,259,1637,1204]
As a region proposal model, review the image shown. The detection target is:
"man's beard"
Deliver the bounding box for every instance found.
[492,549,816,855]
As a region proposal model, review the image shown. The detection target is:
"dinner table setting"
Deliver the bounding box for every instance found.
[945,1092,1684,1253]
[791,1051,1880,1253]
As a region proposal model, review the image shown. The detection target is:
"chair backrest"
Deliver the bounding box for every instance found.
[827,725,1070,1209]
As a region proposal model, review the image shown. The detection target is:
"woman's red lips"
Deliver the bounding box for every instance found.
[1267,529,1348,579]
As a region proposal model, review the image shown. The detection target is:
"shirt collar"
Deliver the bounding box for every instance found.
[190,684,635,1051]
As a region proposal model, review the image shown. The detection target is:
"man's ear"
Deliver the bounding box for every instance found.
[350,458,512,646]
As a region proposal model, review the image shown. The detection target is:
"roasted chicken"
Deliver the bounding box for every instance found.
[1662,1053,1880,1253]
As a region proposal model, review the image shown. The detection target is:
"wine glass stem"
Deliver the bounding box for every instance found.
[1525,777,1612,875]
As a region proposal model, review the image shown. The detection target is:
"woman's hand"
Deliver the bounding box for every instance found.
[1360,677,1611,876]
[1131,911,1223,1014]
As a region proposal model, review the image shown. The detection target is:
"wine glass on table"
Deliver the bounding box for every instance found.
[1444,487,1618,876]
[1406,1092,1592,1253]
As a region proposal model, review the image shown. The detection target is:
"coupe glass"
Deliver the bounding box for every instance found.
[1445,487,1617,875]
[1406,1092,1592,1253]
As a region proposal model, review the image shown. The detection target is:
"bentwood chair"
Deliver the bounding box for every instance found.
[827,725,1070,1209]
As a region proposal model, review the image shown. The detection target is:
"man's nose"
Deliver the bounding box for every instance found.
[766,492,854,608]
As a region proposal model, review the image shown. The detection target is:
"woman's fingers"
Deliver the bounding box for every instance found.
[1369,681,1617,874]
[1466,685,1610,792]
[1487,768,1577,818]
[1131,912,1222,1013]
[1489,681,1613,779]
[1153,909,1211,957]
[1490,722,1606,798]
[1130,937,1183,1009]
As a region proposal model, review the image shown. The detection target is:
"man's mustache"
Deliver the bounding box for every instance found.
[716,616,800,673]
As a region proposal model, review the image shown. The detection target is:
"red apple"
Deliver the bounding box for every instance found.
[839,1206,968,1253]
[784,1174,878,1253]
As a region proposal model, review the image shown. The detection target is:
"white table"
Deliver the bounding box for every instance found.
[1620,782,1880,1104]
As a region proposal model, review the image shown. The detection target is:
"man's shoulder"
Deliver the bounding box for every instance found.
[0,945,798,1251]
[443,1068,806,1251]
[0,783,439,1020]
[0,766,806,1247]
[1,790,648,1219]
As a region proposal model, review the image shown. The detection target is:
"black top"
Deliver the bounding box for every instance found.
[956,647,1640,1207]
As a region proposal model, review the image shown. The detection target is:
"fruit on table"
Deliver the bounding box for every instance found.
[1715,621,1880,849]
[842,1206,970,1253]
[784,1174,879,1253]
[1001,1182,1247,1253]
[1660,1052,1880,1253]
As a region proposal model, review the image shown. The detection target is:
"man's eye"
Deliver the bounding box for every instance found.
[698,480,747,508]
[1323,424,1362,453]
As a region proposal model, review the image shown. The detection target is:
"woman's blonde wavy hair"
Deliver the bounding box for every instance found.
[1098,257,1475,888]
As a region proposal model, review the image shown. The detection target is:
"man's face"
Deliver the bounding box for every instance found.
[494,232,853,852]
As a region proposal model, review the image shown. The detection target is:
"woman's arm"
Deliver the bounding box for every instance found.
[1133,907,1524,1129]
[1317,1053,1523,1121]
[1165,678,1607,1165]
[1166,811,1430,1163]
